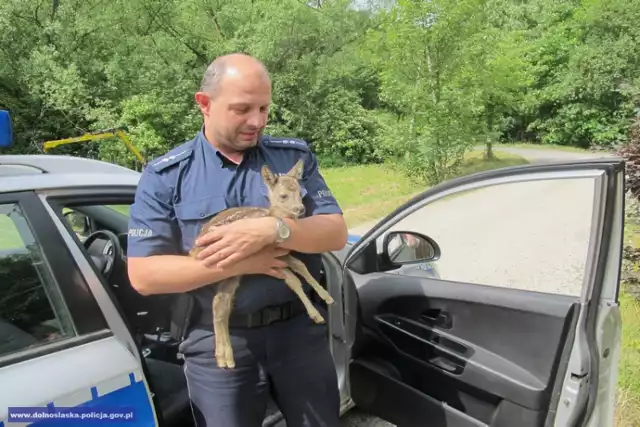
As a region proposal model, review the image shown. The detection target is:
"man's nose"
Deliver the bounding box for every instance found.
[247,112,267,128]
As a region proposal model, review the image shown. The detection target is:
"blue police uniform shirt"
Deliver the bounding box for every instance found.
[126,130,343,319]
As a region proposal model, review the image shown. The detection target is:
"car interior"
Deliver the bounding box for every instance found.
[51,199,335,427]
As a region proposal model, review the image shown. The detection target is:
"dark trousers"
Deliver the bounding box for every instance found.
[180,305,341,427]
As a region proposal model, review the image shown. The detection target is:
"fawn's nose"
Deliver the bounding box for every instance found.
[294,205,306,216]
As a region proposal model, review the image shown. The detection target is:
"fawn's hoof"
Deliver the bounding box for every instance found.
[216,358,236,369]
[214,339,236,369]
[309,310,326,324]
[314,288,335,305]
[215,350,236,369]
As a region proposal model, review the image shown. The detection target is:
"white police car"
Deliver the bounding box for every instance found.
[0,110,625,427]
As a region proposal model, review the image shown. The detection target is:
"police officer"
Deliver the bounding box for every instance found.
[126,53,348,427]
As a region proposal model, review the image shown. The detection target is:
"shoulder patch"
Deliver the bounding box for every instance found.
[149,148,193,173]
[262,136,309,152]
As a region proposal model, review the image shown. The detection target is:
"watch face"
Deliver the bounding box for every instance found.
[280,224,290,239]
[278,219,290,240]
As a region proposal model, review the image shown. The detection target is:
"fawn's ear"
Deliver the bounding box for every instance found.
[287,159,304,180]
[261,165,277,187]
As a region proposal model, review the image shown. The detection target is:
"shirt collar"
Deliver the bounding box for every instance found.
[197,125,262,166]
[197,126,230,166]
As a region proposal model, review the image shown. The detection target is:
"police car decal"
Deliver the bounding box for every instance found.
[2,370,156,426]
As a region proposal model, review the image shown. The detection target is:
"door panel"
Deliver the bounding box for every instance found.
[349,273,579,426]
[344,159,624,427]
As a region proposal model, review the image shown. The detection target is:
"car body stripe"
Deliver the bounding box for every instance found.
[2,371,157,426]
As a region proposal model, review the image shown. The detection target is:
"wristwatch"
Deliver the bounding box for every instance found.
[274,217,291,243]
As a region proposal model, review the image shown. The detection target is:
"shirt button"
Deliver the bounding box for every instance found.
[200,213,205,217]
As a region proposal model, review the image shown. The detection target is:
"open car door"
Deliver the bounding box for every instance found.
[342,158,624,427]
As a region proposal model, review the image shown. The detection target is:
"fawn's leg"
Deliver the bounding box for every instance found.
[212,277,241,369]
[281,269,325,324]
[284,255,334,305]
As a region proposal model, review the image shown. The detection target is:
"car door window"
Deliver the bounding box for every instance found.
[0,203,75,358]
[378,176,596,296]
[105,205,131,216]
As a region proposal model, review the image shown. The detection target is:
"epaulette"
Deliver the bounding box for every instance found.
[149,147,193,173]
[262,136,309,152]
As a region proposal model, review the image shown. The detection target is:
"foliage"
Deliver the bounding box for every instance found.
[1,0,640,182]
[518,0,640,148]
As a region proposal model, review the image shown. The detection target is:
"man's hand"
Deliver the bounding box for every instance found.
[225,246,290,279]
[194,217,278,268]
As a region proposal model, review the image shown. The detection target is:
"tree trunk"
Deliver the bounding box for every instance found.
[486,142,494,160]
[485,103,495,160]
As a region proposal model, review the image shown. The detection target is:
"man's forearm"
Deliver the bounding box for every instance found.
[128,255,234,295]
[280,214,348,253]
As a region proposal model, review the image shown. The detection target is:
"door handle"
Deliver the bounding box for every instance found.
[421,309,441,322]
[428,355,463,374]
[420,309,452,329]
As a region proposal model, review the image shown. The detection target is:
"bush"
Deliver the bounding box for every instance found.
[617,117,640,199]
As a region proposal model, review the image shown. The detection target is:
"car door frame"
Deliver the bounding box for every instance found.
[0,189,160,426]
[339,158,625,427]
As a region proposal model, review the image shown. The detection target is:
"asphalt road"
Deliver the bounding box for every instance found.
[339,146,614,427]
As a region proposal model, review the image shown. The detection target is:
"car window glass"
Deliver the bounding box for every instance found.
[105,205,130,216]
[0,203,76,358]
[378,177,596,296]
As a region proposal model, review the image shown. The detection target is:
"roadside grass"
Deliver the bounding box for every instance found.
[456,149,529,176]
[495,142,592,153]
[323,149,529,227]
[616,222,640,426]
[321,163,423,228]
[108,205,130,216]
[615,287,640,427]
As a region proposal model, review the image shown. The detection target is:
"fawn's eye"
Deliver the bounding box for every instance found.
[280,194,288,200]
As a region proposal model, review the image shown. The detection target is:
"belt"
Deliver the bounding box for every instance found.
[227,297,309,328]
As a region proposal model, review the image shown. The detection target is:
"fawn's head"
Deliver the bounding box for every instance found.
[261,159,305,218]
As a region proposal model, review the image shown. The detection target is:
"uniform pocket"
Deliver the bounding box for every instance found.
[174,196,228,251]
[174,195,228,221]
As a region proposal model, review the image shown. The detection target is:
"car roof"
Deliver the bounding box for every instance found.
[0,154,140,193]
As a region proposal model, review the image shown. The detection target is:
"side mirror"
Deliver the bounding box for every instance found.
[383,231,441,265]
[0,110,13,149]
[63,210,90,237]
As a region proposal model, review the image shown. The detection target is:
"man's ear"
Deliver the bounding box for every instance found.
[194,92,212,116]
[287,159,304,180]
[261,165,277,187]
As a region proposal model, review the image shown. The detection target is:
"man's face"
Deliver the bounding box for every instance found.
[198,73,272,152]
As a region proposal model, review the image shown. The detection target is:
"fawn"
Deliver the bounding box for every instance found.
[189,159,335,369]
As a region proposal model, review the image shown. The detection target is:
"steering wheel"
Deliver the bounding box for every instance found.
[83,230,126,279]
